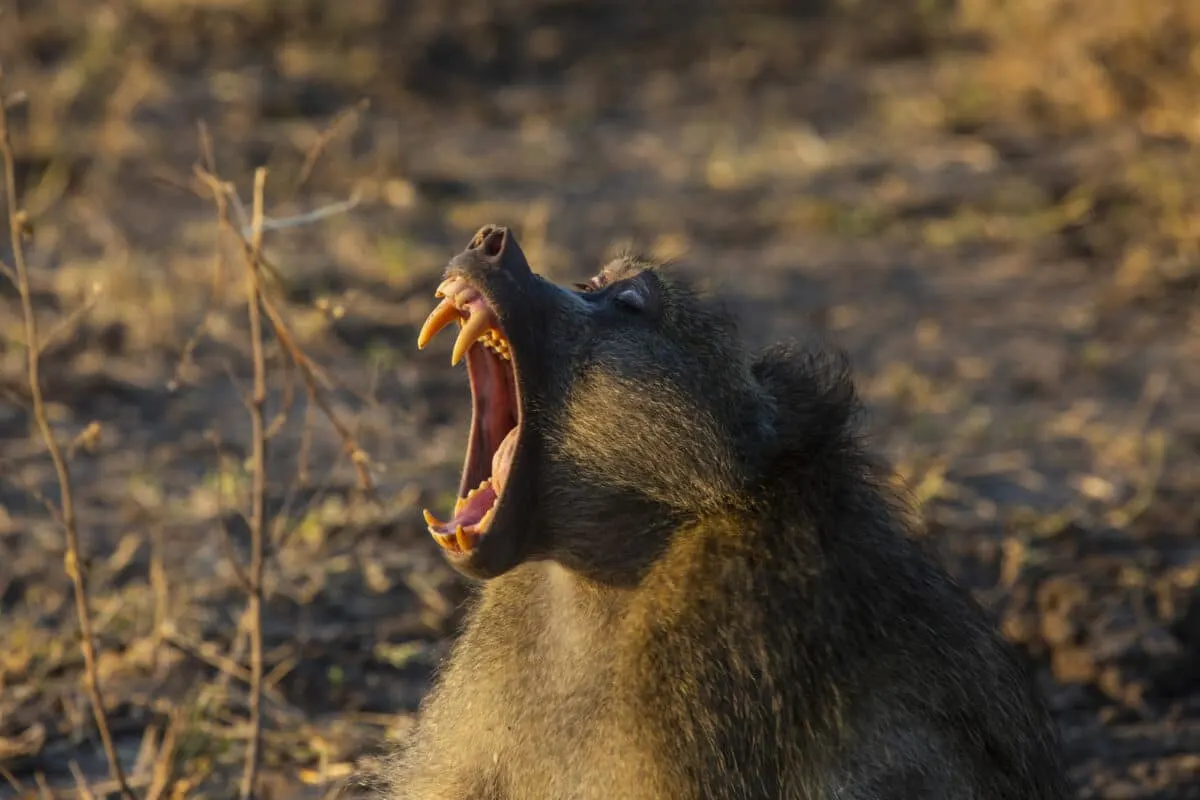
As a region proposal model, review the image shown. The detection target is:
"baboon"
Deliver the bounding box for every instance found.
[382,225,1071,799]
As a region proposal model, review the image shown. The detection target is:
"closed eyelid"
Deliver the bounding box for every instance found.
[614,285,647,310]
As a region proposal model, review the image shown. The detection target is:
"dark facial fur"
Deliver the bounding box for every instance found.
[531,256,781,582]
[379,226,1072,800]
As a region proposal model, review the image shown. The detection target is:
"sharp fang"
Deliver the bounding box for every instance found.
[422,508,444,527]
[418,298,464,350]
[433,532,459,553]
[452,308,493,366]
[455,525,473,552]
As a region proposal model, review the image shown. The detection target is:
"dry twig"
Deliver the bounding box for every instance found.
[144,710,182,800]
[292,97,370,196]
[0,764,27,796]
[69,762,99,800]
[0,67,138,800]
[239,166,270,800]
[192,163,377,498]
[169,130,379,795]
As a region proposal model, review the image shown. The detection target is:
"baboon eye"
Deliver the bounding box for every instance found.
[575,276,609,294]
[613,285,646,313]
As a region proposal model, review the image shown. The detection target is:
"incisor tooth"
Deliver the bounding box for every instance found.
[435,277,461,299]
[452,308,493,366]
[418,298,463,350]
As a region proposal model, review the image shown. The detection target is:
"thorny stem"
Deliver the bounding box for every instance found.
[0,70,138,799]
[239,166,269,800]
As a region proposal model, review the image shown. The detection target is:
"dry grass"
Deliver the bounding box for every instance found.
[951,0,1200,140]
[0,1,1198,797]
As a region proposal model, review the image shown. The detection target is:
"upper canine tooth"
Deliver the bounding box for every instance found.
[418,298,464,350]
[452,307,494,366]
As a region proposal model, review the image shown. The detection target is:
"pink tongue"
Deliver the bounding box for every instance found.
[434,485,495,535]
[491,427,518,494]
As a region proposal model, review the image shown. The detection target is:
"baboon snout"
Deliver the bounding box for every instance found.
[452,224,534,279]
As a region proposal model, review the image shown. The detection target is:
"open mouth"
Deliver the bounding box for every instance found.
[417,275,520,556]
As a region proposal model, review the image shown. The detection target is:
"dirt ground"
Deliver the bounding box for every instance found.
[0,1,1198,797]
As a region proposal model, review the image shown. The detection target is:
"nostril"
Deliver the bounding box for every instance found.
[480,227,507,259]
[469,225,495,249]
[452,224,533,278]
[468,224,507,260]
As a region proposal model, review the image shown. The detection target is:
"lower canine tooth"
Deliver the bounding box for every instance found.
[422,508,444,527]
[455,525,474,552]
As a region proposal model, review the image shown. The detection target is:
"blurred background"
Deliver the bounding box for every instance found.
[0,0,1198,797]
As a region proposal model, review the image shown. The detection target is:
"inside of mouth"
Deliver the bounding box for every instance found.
[428,298,519,541]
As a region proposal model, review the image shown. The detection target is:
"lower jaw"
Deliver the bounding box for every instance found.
[425,386,519,556]
[425,479,503,554]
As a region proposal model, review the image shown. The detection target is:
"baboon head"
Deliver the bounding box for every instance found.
[416,225,775,582]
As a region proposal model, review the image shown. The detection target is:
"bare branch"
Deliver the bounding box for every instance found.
[38,281,104,356]
[239,165,269,800]
[191,164,377,497]
[0,66,138,800]
[144,709,181,800]
[69,761,98,800]
[0,764,28,795]
[239,191,361,239]
[292,98,370,196]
